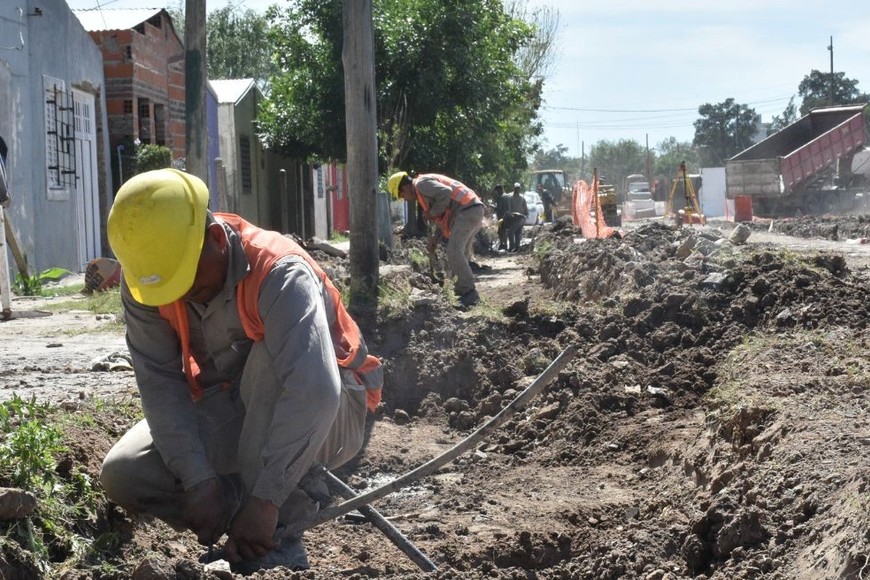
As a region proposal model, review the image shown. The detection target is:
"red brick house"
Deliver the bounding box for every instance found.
[73,8,185,186]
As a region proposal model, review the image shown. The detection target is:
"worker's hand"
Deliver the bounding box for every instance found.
[224,497,279,562]
[183,477,231,545]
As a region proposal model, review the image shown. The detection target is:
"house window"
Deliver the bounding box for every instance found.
[138,99,152,142]
[153,104,166,145]
[125,45,132,61]
[43,75,76,196]
[240,136,252,194]
[123,100,133,114]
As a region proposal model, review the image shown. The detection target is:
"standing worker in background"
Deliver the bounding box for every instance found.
[494,184,512,252]
[100,169,383,574]
[504,182,528,252]
[494,184,508,220]
[388,171,484,308]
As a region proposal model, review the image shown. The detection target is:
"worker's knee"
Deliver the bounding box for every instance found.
[99,447,136,508]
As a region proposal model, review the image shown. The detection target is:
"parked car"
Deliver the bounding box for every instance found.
[523,191,546,225]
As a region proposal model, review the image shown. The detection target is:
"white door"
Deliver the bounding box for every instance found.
[73,89,100,269]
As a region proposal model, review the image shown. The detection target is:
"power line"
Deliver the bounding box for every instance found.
[542,95,793,114]
[543,105,696,113]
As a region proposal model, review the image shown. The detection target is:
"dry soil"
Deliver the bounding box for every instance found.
[1,214,869,580]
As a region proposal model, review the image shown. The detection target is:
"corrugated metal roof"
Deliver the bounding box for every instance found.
[209,79,258,105]
[72,8,165,32]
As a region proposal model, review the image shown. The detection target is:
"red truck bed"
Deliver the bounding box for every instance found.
[727,105,866,199]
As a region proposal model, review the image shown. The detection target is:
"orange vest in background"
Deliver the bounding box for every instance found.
[158,213,383,411]
[414,174,480,238]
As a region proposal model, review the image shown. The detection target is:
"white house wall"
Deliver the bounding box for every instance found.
[232,91,264,226]
[215,101,238,212]
[0,0,110,273]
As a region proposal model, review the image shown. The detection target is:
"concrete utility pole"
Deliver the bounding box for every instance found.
[343,0,380,318]
[184,0,208,181]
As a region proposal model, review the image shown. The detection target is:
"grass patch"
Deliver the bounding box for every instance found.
[708,328,870,422]
[43,289,123,317]
[329,231,349,243]
[378,276,415,319]
[533,238,552,259]
[708,333,787,418]
[407,247,429,273]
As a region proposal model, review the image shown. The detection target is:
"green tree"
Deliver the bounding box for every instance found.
[258,0,546,193]
[693,98,757,166]
[653,137,698,177]
[206,5,275,82]
[587,139,646,194]
[797,69,870,114]
[769,96,799,134]
[531,145,570,171]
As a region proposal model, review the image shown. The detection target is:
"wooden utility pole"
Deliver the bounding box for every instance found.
[343,0,379,318]
[184,0,208,181]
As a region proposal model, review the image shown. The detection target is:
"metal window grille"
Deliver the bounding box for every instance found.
[44,81,77,189]
[240,136,252,194]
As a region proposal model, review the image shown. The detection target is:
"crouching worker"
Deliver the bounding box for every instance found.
[100,169,382,574]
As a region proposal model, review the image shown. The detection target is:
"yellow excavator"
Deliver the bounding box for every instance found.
[596,180,620,227]
[665,161,705,225]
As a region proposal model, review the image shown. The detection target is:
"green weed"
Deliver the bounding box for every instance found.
[13,268,74,297]
[0,396,125,576]
[45,288,123,317]
[329,231,349,243]
[378,277,414,319]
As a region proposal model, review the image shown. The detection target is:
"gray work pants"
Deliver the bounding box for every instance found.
[99,341,368,531]
[447,204,484,296]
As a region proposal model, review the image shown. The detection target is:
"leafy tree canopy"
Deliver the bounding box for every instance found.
[587,139,647,193]
[693,98,757,166]
[257,0,545,193]
[769,96,798,135]
[531,144,570,172]
[653,137,699,178]
[206,5,276,83]
[797,69,870,115]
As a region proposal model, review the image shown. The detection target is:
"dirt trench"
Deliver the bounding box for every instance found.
[1,217,869,579]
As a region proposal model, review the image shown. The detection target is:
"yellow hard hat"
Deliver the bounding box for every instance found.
[107,169,210,306]
[387,171,408,199]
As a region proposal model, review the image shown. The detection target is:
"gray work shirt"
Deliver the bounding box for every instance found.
[508,192,528,216]
[413,175,483,226]
[121,218,341,504]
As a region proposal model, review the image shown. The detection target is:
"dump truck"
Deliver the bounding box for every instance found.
[725,104,870,216]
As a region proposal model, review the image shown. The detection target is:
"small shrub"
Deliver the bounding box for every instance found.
[134,144,171,173]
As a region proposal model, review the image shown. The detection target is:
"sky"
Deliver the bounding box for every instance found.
[64,0,870,158]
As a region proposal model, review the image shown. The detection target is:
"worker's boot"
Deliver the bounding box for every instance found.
[458,289,480,308]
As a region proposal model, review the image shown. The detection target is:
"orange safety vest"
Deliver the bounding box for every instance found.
[414,174,480,238]
[158,213,383,411]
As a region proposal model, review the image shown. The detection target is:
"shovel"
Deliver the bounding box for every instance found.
[293,346,579,532]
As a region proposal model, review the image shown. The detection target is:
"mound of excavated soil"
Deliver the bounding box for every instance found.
[1,217,869,579]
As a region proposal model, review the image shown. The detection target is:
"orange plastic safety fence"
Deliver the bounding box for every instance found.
[571,178,617,239]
